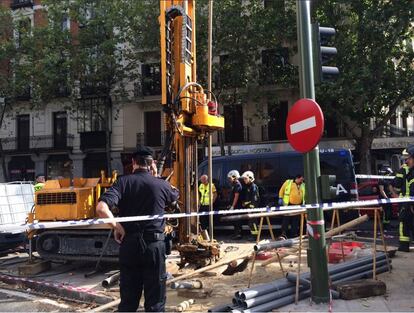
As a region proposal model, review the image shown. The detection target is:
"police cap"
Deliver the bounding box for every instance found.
[133,145,154,161]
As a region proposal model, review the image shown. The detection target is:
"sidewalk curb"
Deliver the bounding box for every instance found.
[0,274,113,304]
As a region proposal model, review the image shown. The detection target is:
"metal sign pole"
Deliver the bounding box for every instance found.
[296,0,330,303]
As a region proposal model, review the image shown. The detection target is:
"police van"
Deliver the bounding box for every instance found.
[198,149,358,228]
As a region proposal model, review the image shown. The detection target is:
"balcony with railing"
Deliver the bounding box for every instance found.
[10,0,33,9]
[0,135,74,152]
[134,78,161,97]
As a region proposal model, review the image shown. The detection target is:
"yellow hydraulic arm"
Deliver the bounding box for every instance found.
[159,0,224,243]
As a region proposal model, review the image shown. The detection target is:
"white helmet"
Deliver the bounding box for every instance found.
[227,170,240,179]
[402,149,409,157]
[241,171,255,182]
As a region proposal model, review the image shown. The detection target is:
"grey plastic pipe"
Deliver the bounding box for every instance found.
[242,264,389,313]
[237,253,387,303]
[170,280,203,289]
[254,239,298,252]
[335,264,391,284]
[285,272,311,287]
[102,271,120,288]
[239,280,293,300]
[330,259,388,281]
[243,290,312,313]
[242,286,305,309]
[207,303,232,312]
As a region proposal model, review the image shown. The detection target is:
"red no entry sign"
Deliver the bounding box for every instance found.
[286,98,324,153]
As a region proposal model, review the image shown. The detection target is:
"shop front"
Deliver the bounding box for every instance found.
[8,156,35,182]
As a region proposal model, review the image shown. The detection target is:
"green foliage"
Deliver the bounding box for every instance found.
[195,0,298,105]
[0,0,161,109]
[314,0,414,171]
[314,0,414,134]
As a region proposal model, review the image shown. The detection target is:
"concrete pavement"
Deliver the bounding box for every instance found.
[0,287,72,312]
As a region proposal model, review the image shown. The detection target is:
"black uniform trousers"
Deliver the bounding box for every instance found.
[118,233,166,312]
[382,202,393,225]
[281,214,299,238]
[399,205,414,251]
[281,203,300,238]
[199,205,210,231]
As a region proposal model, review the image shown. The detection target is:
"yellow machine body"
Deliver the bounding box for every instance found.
[34,178,100,221]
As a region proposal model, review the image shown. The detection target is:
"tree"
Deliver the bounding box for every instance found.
[196,0,297,112]
[0,0,160,175]
[314,0,414,173]
[0,5,22,181]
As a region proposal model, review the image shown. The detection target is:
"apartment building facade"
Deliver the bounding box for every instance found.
[0,0,413,182]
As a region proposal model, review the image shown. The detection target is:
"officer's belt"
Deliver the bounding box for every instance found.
[123,223,165,241]
[126,231,165,242]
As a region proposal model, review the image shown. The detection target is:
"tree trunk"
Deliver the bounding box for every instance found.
[356,127,374,174]
[0,99,9,182]
[0,142,8,182]
[105,96,112,175]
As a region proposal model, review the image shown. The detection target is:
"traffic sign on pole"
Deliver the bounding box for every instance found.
[286,98,324,153]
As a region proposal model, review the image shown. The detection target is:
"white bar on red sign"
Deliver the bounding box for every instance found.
[290,116,316,134]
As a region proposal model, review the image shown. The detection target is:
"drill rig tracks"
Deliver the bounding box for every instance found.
[36,229,119,263]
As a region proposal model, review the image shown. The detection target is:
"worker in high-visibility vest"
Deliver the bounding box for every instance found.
[392,145,414,252]
[198,174,217,232]
[34,174,45,192]
[278,174,305,238]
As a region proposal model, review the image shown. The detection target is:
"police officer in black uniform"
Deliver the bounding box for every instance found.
[96,146,179,312]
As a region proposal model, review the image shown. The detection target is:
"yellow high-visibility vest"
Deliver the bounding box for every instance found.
[199,183,216,206]
[282,179,305,205]
[34,182,45,192]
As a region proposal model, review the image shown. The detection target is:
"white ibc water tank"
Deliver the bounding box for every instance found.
[0,182,34,227]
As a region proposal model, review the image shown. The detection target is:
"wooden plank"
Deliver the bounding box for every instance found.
[335,279,386,300]
[18,260,51,276]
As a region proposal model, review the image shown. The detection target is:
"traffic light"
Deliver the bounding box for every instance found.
[319,175,337,200]
[312,23,339,83]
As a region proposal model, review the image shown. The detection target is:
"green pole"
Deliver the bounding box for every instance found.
[296,0,330,303]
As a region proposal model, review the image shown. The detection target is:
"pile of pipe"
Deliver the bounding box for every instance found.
[208,253,391,313]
